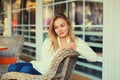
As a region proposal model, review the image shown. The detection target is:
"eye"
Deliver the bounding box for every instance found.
[61,24,65,27]
[54,25,58,29]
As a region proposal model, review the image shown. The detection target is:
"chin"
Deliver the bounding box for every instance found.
[59,35,68,38]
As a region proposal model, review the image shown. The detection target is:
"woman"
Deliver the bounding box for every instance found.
[8,13,97,75]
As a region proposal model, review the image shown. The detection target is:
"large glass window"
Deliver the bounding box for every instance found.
[11,0,36,58]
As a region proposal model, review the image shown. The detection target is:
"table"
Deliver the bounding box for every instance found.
[0,46,16,65]
[0,46,8,50]
[0,46,8,76]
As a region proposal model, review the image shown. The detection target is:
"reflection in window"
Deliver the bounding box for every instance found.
[11,0,36,36]
[0,1,3,13]
[54,3,66,15]
[85,35,102,43]
[12,0,21,10]
[75,1,83,25]
[0,0,8,36]
[43,0,53,5]
[74,27,83,31]
[68,1,83,25]
[0,14,4,35]
[0,14,4,26]
[12,12,19,32]
[11,0,36,58]
[68,2,75,25]
[23,45,36,57]
[43,6,53,25]
[85,27,102,32]
[22,9,28,24]
[0,0,8,12]
[75,58,102,78]
[12,0,36,25]
[54,0,65,2]
[85,2,103,25]
[30,26,36,36]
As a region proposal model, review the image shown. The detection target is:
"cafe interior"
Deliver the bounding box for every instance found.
[0,0,120,80]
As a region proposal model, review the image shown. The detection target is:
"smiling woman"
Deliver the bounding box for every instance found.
[3,13,97,77]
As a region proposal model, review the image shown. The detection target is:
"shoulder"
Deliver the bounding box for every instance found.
[75,36,89,45]
[75,37,84,43]
[43,38,52,47]
[43,38,51,44]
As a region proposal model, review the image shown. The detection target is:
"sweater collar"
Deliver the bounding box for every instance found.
[57,37,70,47]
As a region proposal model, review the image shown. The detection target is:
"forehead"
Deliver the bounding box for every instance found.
[54,18,67,25]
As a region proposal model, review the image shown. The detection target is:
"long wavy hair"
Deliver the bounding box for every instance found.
[48,13,76,52]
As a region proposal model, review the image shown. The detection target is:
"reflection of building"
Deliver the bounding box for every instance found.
[75,1,83,25]
[68,2,75,25]
[85,2,103,25]
[3,18,8,36]
[43,6,53,25]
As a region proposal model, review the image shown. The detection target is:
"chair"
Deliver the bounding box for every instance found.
[1,49,80,80]
[0,36,24,76]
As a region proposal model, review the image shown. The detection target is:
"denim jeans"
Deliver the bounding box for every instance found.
[8,62,41,75]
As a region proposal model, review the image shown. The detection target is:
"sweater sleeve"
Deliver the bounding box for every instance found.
[76,37,97,62]
[30,38,53,74]
[40,38,52,61]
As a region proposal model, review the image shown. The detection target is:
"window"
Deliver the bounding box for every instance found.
[11,0,36,58]
[0,0,8,36]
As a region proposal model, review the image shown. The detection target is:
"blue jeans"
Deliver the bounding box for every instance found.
[8,62,41,75]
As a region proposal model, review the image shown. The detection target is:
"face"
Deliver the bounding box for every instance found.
[54,18,69,38]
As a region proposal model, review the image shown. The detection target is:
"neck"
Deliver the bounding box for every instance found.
[58,35,69,47]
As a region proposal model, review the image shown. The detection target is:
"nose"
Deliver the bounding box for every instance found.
[58,27,62,32]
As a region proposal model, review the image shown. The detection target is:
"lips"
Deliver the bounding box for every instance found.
[58,32,64,35]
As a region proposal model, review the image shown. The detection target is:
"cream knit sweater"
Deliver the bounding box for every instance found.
[30,37,97,74]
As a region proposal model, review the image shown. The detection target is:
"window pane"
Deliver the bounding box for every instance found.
[0,0,8,36]
[69,1,83,25]
[12,0,21,10]
[23,45,36,57]
[54,3,66,15]
[74,26,83,39]
[0,13,4,35]
[12,12,19,27]
[0,1,4,12]
[30,26,36,37]
[0,14,4,26]
[43,0,53,5]
[43,6,53,25]
[26,0,36,8]
[54,0,65,2]
[75,58,102,78]
[23,9,29,24]
[30,8,36,24]
[85,2,103,25]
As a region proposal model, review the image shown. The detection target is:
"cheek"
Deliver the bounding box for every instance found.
[54,29,59,34]
[64,27,69,33]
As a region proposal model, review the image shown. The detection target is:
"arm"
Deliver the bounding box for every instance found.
[30,38,52,74]
[76,37,97,62]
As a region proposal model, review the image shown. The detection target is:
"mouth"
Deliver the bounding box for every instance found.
[58,32,64,35]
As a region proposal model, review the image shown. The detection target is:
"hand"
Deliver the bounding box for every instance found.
[56,42,76,53]
[64,42,76,50]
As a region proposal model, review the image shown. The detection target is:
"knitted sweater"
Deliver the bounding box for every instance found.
[30,37,97,74]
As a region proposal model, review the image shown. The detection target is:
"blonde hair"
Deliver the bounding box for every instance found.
[48,13,76,52]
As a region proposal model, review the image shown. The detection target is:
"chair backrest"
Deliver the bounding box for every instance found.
[43,49,80,80]
[0,50,79,80]
[0,36,24,64]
